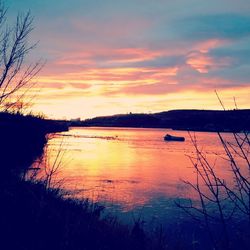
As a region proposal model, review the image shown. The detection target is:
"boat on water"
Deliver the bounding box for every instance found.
[164,134,185,142]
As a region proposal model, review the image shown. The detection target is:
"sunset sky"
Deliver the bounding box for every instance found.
[6,0,250,119]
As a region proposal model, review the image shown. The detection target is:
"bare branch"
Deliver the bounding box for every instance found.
[0,4,43,110]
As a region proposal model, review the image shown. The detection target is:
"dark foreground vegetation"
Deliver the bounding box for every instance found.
[0,112,168,250]
[0,112,68,175]
[1,111,249,250]
[75,109,250,132]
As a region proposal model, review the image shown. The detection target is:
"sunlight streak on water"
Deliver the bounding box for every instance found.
[35,127,240,222]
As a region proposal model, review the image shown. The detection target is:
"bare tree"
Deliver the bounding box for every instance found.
[177,121,250,249]
[0,1,42,111]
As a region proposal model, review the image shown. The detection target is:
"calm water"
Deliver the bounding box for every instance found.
[37,127,237,224]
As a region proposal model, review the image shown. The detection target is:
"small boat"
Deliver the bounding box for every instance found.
[164,134,185,142]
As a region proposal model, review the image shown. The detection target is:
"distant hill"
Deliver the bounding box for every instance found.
[71,109,250,132]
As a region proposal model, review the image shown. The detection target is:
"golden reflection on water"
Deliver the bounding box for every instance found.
[39,127,235,212]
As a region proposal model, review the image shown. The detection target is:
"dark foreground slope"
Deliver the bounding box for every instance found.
[0,112,161,250]
[0,112,68,176]
[76,109,250,132]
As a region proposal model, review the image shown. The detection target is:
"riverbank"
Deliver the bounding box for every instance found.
[0,112,164,250]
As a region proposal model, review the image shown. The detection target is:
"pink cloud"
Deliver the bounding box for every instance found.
[194,39,228,53]
[54,47,163,67]
[186,51,233,73]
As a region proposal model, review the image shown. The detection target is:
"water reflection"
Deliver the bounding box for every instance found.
[35,127,237,220]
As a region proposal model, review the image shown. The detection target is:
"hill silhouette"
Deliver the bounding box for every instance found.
[72,109,250,132]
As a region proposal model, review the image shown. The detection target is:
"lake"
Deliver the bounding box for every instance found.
[35,127,238,226]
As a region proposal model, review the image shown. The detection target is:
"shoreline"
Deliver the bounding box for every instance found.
[1,111,249,250]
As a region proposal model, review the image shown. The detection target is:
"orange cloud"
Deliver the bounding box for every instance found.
[31,84,250,120]
[37,65,178,91]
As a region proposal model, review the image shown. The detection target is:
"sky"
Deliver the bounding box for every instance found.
[5,0,250,119]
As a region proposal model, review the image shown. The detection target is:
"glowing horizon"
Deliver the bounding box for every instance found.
[6,0,250,119]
